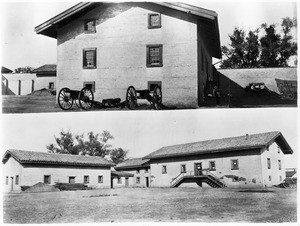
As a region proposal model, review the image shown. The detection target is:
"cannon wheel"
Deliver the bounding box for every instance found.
[153,86,162,110]
[58,87,74,110]
[78,87,94,110]
[126,86,137,110]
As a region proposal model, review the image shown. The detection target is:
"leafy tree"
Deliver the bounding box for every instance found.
[47,130,114,157]
[109,148,128,164]
[14,66,35,73]
[220,17,297,68]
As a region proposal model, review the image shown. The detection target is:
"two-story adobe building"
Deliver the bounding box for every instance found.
[113,158,150,188]
[2,149,114,192]
[35,2,221,108]
[143,131,293,188]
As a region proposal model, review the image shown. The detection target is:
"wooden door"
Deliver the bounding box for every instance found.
[146,177,149,187]
[194,163,202,176]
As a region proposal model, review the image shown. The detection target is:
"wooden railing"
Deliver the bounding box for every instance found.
[170,169,225,188]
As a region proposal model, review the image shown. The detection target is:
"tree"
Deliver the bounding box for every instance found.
[109,148,128,164]
[14,66,35,73]
[220,17,297,68]
[47,130,114,157]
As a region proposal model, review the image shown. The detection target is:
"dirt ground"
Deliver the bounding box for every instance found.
[3,187,297,223]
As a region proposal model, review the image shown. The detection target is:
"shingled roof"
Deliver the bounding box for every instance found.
[111,171,134,177]
[35,2,221,58]
[32,64,56,73]
[2,149,115,167]
[115,158,149,170]
[143,131,293,160]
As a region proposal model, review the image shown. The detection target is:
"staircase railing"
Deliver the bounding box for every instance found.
[170,169,226,188]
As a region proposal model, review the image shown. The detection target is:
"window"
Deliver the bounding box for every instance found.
[267,158,271,169]
[280,176,282,181]
[231,159,239,170]
[69,176,76,184]
[148,81,162,92]
[49,82,54,89]
[83,81,95,92]
[162,165,167,174]
[98,176,103,183]
[181,164,186,173]
[44,175,51,184]
[148,13,161,29]
[146,45,163,67]
[209,161,216,171]
[269,175,272,181]
[84,19,96,33]
[232,176,239,182]
[278,160,281,170]
[83,48,97,69]
[15,175,19,185]
[277,146,280,154]
[136,177,140,184]
[84,175,89,184]
[5,176,8,185]
[145,168,149,173]
[136,169,140,174]
[117,177,122,184]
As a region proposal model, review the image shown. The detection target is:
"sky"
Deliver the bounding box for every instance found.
[1,108,298,168]
[0,0,297,70]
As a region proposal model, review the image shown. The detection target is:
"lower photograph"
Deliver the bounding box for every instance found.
[1,108,297,223]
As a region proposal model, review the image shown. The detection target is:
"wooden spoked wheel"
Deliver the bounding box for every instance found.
[78,87,94,110]
[126,86,137,110]
[58,87,73,110]
[153,86,162,110]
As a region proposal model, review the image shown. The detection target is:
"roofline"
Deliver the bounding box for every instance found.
[267,132,293,154]
[114,164,150,170]
[35,2,94,35]
[143,145,265,160]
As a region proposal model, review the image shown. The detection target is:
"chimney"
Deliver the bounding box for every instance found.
[245,134,249,140]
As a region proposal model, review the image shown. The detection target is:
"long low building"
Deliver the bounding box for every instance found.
[2,149,115,192]
[143,131,293,188]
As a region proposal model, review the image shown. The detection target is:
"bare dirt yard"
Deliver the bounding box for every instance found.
[3,187,297,223]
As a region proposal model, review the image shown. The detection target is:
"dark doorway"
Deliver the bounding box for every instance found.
[10,177,13,191]
[69,176,75,184]
[146,177,149,187]
[194,163,202,176]
[125,177,129,187]
[111,178,113,188]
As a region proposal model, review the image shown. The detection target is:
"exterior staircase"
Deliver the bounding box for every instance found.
[170,170,225,188]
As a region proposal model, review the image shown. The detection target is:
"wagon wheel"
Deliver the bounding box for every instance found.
[78,87,94,110]
[152,86,162,110]
[126,86,137,110]
[58,87,73,110]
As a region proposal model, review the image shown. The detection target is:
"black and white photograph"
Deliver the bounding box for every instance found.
[0,0,298,224]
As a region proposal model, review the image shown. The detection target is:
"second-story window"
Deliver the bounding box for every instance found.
[146,45,163,67]
[148,13,161,29]
[84,19,96,33]
[181,164,186,173]
[209,161,216,171]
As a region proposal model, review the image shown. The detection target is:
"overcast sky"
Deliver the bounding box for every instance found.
[0,0,297,70]
[1,108,297,168]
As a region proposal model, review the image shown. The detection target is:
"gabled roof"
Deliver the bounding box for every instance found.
[2,149,115,167]
[1,66,13,73]
[35,2,221,58]
[111,171,134,177]
[32,64,56,73]
[115,158,149,170]
[143,131,293,160]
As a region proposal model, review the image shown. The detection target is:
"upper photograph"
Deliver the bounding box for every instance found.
[1,1,297,113]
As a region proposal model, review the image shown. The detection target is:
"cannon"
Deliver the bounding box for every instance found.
[57,85,162,111]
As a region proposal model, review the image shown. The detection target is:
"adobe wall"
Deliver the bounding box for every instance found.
[3,157,24,192]
[57,3,200,108]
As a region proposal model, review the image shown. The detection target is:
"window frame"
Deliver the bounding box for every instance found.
[278,160,281,170]
[148,81,162,92]
[231,159,239,170]
[146,44,163,67]
[136,177,140,184]
[84,19,96,33]
[98,175,103,183]
[209,161,216,171]
[5,176,8,185]
[83,175,89,184]
[69,176,76,184]
[83,81,96,92]
[83,48,97,69]
[162,165,167,174]
[268,175,272,181]
[148,13,161,29]
[15,175,19,185]
[44,175,51,184]
[267,158,271,169]
[49,82,54,89]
